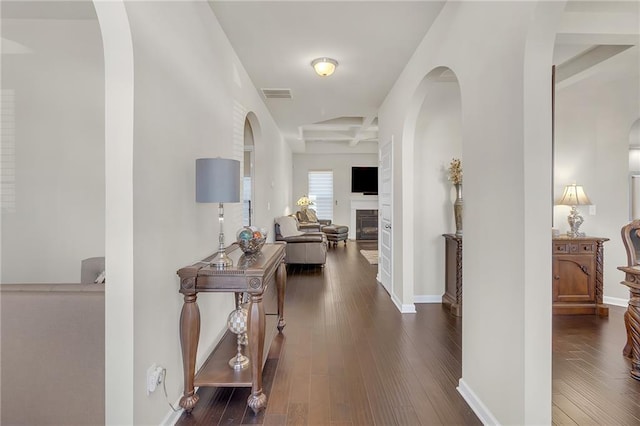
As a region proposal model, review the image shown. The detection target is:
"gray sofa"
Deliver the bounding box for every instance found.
[274,216,328,265]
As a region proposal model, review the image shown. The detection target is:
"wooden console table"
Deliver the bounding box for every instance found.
[552,236,608,316]
[442,234,462,317]
[176,242,286,414]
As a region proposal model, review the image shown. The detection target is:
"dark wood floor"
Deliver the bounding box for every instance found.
[177,241,640,425]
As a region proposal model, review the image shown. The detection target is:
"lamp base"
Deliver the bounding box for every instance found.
[228,353,249,370]
[566,206,586,238]
[210,251,233,269]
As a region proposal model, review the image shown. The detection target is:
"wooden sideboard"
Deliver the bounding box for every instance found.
[176,242,286,414]
[552,236,609,316]
[442,234,462,317]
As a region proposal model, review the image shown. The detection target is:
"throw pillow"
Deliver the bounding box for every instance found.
[276,216,303,238]
[306,208,318,223]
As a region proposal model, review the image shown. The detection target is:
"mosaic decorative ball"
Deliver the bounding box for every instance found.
[227,308,248,335]
[236,226,267,254]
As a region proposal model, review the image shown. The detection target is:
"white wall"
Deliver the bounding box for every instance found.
[119,2,291,424]
[379,1,564,423]
[292,153,377,227]
[1,18,105,283]
[554,55,640,302]
[414,79,462,300]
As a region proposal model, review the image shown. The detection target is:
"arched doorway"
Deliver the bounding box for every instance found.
[243,117,255,226]
[399,66,462,312]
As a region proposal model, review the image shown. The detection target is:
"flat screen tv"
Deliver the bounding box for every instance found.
[351,166,378,194]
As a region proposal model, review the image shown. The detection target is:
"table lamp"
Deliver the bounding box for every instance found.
[196,158,240,269]
[296,195,314,211]
[557,183,591,237]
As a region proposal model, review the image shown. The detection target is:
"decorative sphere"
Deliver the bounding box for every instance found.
[236,226,267,254]
[227,308,248,335]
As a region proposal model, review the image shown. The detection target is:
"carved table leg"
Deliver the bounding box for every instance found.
[247,293,267,414]
[276,260,287,332]
[626,288,640,380]
[179,293,200,411]
[595,240,609,317]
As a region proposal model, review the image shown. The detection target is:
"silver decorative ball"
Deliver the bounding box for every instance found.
[227,308,248,335]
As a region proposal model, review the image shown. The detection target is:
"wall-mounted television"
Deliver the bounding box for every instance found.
[351,166,378,195]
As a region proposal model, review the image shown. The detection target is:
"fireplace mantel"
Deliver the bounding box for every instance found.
[350,195,378,239]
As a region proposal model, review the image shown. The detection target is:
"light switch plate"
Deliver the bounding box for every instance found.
[589,205,596,215]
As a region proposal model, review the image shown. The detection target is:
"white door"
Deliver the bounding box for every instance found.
[379,140,393,294]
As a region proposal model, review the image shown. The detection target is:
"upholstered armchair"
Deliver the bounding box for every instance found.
[274,216,327,265]
[295,209,331,232]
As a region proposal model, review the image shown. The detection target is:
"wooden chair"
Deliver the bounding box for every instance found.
[618,220,640,379]
[621,220,640,267]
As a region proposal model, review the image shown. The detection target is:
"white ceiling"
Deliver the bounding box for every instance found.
[208,1,446,153]
[210,0,638,154]
[2,0,636,154]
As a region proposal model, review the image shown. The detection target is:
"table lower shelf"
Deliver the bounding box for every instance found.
[194,314,279,387]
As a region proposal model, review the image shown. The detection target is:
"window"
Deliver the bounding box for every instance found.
[242,176,252,226]
[308,170,333,221]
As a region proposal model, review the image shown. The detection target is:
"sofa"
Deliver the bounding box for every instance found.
[1,257,105,426]
[274,216,327,265]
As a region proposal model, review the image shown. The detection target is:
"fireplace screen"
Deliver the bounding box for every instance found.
[356,209,378,240]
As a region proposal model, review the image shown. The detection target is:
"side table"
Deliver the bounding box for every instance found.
[442,234,462,317]
[176,242,286,414]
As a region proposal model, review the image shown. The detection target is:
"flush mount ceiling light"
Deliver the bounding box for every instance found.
[311,57,338,77]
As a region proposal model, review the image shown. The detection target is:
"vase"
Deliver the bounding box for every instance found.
[454,183,463,236]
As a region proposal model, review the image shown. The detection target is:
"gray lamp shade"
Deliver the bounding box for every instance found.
[196,158,241,203]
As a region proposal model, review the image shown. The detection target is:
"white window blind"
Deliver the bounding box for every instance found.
[308,170,333,221]
[243,176,252,226]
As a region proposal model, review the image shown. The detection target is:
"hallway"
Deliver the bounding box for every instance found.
[177,241,479,425]
[176,241,640,425]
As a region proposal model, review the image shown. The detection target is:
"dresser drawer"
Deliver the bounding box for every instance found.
[579,242,594,253]
[553,243,578,254]
[553,241,595,254]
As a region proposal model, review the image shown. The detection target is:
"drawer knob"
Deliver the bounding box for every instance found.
[554,275,560,280]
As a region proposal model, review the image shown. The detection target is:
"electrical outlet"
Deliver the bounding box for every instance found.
[146,364,164,395]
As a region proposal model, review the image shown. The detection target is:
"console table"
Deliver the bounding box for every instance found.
[442,234,462,317]
[176,242,286,414]
[552,236,608,316]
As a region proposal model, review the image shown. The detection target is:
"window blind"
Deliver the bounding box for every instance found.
[308,170,333,221]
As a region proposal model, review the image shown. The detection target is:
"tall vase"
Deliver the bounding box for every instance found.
[454,183,463,237]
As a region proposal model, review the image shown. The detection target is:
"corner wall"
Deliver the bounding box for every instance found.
[554,61,640,302]
[292,153,377,227]
[378,1,564,423]
[1,18,105,284]
[95,2,292,424]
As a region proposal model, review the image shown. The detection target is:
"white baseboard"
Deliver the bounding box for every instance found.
[161,403,184,426]
[457,378,500,426]
[391,292,416,313]
[414,295,442,304]
[604,296,628,307]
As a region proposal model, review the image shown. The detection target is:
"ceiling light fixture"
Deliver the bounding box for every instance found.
[311,57,338,77]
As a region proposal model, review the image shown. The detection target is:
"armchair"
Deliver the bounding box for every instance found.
[274,216,327,265]
[295,210,331,232]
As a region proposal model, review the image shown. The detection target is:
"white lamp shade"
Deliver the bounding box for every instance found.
[558,184,591,206]
[196,158,240,203]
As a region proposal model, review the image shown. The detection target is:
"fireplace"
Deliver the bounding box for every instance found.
[356,209,378,240]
